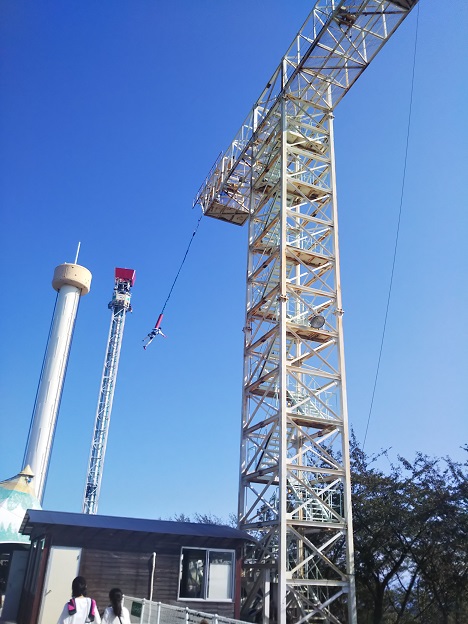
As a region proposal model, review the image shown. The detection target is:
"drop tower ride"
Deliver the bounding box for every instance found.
[82,268,135,514]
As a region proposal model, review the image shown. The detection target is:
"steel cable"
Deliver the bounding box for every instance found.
[362,3,420,449]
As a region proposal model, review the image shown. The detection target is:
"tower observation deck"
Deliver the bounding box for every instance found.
[83,268,135,515]
[194,2,418,623]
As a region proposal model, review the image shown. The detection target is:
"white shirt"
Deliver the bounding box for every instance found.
[101,605,131,624]
[57,596,102,624]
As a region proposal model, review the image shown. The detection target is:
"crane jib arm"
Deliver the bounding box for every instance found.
[194,0,418,226]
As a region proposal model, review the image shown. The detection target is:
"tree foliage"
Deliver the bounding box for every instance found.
[351,437,468,624]
[168,441,467,623]
[167,511,237,527]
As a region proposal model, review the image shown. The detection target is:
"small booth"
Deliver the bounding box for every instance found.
[17,509,254,624]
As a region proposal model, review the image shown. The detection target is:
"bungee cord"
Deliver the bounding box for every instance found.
[143,212,203,349]
[362,3,420,448]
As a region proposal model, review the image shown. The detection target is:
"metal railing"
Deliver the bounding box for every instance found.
[123,597,249,624]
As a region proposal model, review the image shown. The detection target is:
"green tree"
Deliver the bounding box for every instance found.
[351,439,417,623]
[350,437,468,624]
[401,450,468,624]
[167,511,237,527]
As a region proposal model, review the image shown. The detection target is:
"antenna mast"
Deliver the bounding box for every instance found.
[83,268,135,514]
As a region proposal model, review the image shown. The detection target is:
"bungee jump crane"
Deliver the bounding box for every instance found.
[192,1,419,623]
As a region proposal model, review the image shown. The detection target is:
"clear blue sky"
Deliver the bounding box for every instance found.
[1,1,467,522]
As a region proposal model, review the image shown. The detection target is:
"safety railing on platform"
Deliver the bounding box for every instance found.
[122,596,249,624]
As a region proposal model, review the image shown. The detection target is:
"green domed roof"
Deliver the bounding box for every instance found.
[0,466,41,544]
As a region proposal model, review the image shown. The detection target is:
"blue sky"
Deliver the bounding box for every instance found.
[1,1,467,522]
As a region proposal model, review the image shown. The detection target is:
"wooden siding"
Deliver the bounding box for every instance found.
[80,545,236,619]
[80,549,152,611]
[20,526,245,621]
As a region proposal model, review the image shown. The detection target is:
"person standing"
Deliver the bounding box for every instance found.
[101,588,130,624]
[57,576,101,624]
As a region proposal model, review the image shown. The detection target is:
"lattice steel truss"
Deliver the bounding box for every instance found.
[194,2,417,622]
[83,270,134,515]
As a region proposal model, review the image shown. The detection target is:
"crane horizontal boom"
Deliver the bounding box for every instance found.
[194,0,417,226]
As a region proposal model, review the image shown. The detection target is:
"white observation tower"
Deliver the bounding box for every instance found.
[23,261,92,503]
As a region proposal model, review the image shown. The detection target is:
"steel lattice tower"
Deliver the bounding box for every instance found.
[83,268,135,514]
[195,2,418,622]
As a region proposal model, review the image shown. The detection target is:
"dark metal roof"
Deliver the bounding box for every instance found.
[20,509,253,542]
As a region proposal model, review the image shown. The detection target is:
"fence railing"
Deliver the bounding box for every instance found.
[122,596,249,624]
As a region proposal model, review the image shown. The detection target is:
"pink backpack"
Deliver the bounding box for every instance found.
[67,597,97,622]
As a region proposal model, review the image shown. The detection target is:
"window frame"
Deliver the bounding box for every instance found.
[177,546,235,603]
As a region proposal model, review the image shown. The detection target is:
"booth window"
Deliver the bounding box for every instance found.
[178,548,234,601]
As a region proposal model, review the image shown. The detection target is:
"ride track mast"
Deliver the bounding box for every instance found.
[83,268,135,515]
[194,2,418,623]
